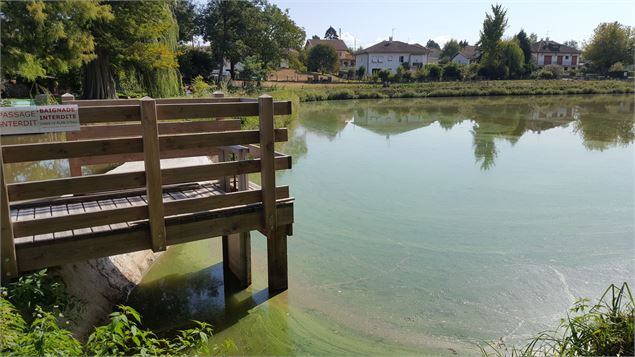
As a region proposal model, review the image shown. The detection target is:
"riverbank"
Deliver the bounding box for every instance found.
[264,79,633,103]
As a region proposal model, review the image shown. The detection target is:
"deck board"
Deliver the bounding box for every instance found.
[10,182,227,244]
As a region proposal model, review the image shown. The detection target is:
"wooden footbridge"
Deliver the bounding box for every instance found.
[0,94,294,291]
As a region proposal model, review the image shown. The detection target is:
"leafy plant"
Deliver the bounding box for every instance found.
[480,282,634,357]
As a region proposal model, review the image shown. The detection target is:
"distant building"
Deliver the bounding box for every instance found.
[451,46,480,65]
[355,39,431,76]
[305,39,355,69]
[531,39,581,71]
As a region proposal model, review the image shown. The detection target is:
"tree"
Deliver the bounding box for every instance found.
[0,1,112,90]
[178,46,215,82]
[426,39,441,49]
[440,39,461,62]
[443,62,463,80]
[583,22,634,73]
[83,1,181,98]
[312,35,320,40]
[324,26,339,39]
[307,44,338,73]
[425,64,443,81]
[477,4,508,79]
[250,2,305,70]
[174,0,198,44]
[200,0,255,83]
[563,40,579,50]
[356,65,366,79]
[515,29,532,64]
[459,40,469,48]
[499,40,525,78]
[529,32,538,45]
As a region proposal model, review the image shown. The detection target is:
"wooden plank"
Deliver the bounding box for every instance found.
[64,97,242,106]
[15,202,294,272]
[156,101,292,120]
[141,98,166,252]
[67,120,242,140]
[2,137,143,163]
[2,128,286,164]
[0,149,17,279]
[33,205,54,241]
[259,95,277,233]
[78,105,141,124]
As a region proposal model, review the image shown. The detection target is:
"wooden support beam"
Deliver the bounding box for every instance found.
[223,147,252,288]
[140,97,166,252]
[267,228,288,292]
[259,95,277,233]
[0,149,17,279]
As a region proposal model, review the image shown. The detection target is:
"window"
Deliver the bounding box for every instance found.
[388,56,393,61]
[371,56,377,63]
[565,56,569,60]
[399,56,404,63]
[378,56,384,63]
[544,55,552,65]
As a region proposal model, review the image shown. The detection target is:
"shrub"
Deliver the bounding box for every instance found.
[191,75,210,96]
[480,283,634,357]
[542,64,565,79]
[425,64,443,81]
[443,62,463,80]
[378,69,391,83]
[356,65,366,80]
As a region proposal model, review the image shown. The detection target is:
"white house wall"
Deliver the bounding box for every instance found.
[532,53,580,68]
[355,52,429,76]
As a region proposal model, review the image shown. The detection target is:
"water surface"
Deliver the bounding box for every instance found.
[8,95,631,355]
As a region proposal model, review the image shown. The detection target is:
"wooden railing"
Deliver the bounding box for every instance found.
[0,94,294,290]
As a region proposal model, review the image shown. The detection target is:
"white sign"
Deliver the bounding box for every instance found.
[0,105,80,135]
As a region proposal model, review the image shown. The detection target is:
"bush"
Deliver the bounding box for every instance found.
[542,64,565,79]
[356,65,366,80]
[0,270,235,356]
[191,75,210,96]
[425,64,443,81]
[608,62,626,78]
[480,283,634,357]
[443,62,463,80]
[378,69,391,83]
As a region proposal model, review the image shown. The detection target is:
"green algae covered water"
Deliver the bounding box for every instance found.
[125,95,634,355]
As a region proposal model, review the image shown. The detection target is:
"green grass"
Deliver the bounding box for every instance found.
[480,282,634,357]
[259,80,634,103]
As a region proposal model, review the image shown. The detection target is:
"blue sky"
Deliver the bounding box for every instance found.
[272,0,635,49]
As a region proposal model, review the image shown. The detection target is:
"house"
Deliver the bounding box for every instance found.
[355,39,431,76]
[531,39,581,71]
[305,39,355,69]
[452,46,480,65]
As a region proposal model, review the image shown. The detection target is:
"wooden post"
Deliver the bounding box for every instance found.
[61,93,75,103]
[0,149,18,279]
[140,97,166,252]
[222,148,252,288]
[259,95,288,291]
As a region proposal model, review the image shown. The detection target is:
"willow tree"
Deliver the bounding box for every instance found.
[83,0,181,99]
[0,1,112,92]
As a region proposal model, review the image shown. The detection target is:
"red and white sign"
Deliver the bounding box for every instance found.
[0,105,80,135]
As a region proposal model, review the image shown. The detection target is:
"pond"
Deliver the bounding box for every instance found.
[5,95,633,355]
[126,95,634,355]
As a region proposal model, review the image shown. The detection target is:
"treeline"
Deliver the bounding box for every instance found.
[0,0,305,99]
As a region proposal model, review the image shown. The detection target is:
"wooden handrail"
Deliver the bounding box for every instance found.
[2,129,288,163]
[7,156,292,201]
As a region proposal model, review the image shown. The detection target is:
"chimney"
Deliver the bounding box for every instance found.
[389,36,393,42]
[339,28,341,39]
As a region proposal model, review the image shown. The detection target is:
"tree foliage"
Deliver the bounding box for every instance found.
[426,39,441,49]
[0,1,112,84]
[174,0,198,44]
[478,4,508,55]
[307,44,338,73]
[440,39,462,62]
[324,26,339,39]
[178,46,215,82]
[583,22,635,73]
[515,29,532,64]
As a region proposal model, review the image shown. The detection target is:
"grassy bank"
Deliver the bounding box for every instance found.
[263,80,634,103]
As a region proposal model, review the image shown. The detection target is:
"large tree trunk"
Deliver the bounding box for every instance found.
[83,50,117,99]
[217,59,225,85]
[229,61,236,79]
